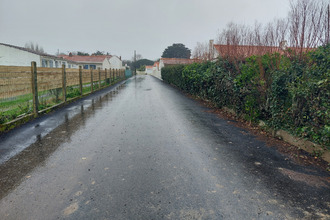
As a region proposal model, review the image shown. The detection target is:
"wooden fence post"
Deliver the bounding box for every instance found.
[98,67,101,89]
[79,66,83,96]
[62,64,67,102]
[90,68,93,93]
[31,62,38,117]
[105,68,107,85]
[109,68,112,84]
[112,68,115,82]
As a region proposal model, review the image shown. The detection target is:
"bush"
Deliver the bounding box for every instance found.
[161,44,330,149]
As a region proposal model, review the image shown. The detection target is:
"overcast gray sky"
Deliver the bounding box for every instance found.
[0,0,291,60]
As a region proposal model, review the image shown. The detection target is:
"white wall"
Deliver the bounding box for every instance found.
[102,58,111,69]
[0,44,41,66]
[109,56,123,69]
[159,59,165,69]
[146,68,153,74]
[149,70,162,80]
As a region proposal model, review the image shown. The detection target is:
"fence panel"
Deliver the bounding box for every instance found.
[0,65,127,125]
[0,66,32,99]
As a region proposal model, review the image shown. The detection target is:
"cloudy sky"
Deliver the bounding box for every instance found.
[0,0,291,60]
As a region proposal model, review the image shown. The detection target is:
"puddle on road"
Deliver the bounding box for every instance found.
[0,82,128,199]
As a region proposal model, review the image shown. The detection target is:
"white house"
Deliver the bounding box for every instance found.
[145,65,153,74]
[0,43,77,68]
[60,54,124,70]
[109,56,124,69]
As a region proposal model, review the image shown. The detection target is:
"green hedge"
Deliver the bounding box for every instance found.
[161,44,330,150]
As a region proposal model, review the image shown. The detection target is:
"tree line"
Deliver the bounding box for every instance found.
[193,0,330,59]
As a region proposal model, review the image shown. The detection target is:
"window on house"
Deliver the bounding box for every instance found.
[90,65,96,69]
[83,65,89,69]
[68,64,71,68]
[42,60,47,67]
[55,61,58,68]
[49,60,53,68]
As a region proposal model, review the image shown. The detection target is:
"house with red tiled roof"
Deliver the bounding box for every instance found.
[153,62,159,71]
[59,54,123,70]
[0,43,77,68]
[209,40,313,60]
[145,65,153,74]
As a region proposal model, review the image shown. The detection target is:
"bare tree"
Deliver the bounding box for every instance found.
[25,41,44,53]
[136,54,143,61]
[321,3,330,44]
[214,0,328,60]
[288,0,328,53]
[192,41,209,60]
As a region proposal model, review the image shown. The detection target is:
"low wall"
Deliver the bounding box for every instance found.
[148,70,162,80]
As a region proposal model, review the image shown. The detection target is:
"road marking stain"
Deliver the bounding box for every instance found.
[91,181,95,185]
[232,190,239,195]
[216,184,224,188]
[254,162,262,166]
[81,157,87,160]
[75,191,83,196]
[63,202,79,216]
[104,167,109,170]
[268,199,278,204]
[178,208,215,220]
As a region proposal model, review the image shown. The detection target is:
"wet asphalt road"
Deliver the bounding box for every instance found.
[0,75,329,219]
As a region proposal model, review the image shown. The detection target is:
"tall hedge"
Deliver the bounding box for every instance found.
[161,44,330,149]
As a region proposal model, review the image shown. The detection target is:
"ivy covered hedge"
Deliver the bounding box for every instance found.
[161,44,330,150]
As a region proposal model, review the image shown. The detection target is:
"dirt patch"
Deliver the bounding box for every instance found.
[279,168,330,188]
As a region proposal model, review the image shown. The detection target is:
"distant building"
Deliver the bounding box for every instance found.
[145,65,153,74]
[159,58,201,69]
[208,39,313,60]
[0,43,77,68]
[153,62,159,71]
[60,54,124,70]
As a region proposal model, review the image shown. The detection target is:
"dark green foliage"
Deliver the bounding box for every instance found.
[77,51,90,56]
[161,43,191,59]
[138,65,146,71]
[132,59,154,70]
[162,44,330,149]
[66,86,80,99]
[92,51,105,56]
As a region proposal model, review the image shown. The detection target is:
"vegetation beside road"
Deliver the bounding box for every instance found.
[0,78,124,125]
[162,44,330,153]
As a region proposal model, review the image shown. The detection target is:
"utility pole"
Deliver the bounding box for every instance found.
[134,50,136,76]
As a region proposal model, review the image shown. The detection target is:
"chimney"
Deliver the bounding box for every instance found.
[209,39,214,60]
[69,52,73,57]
